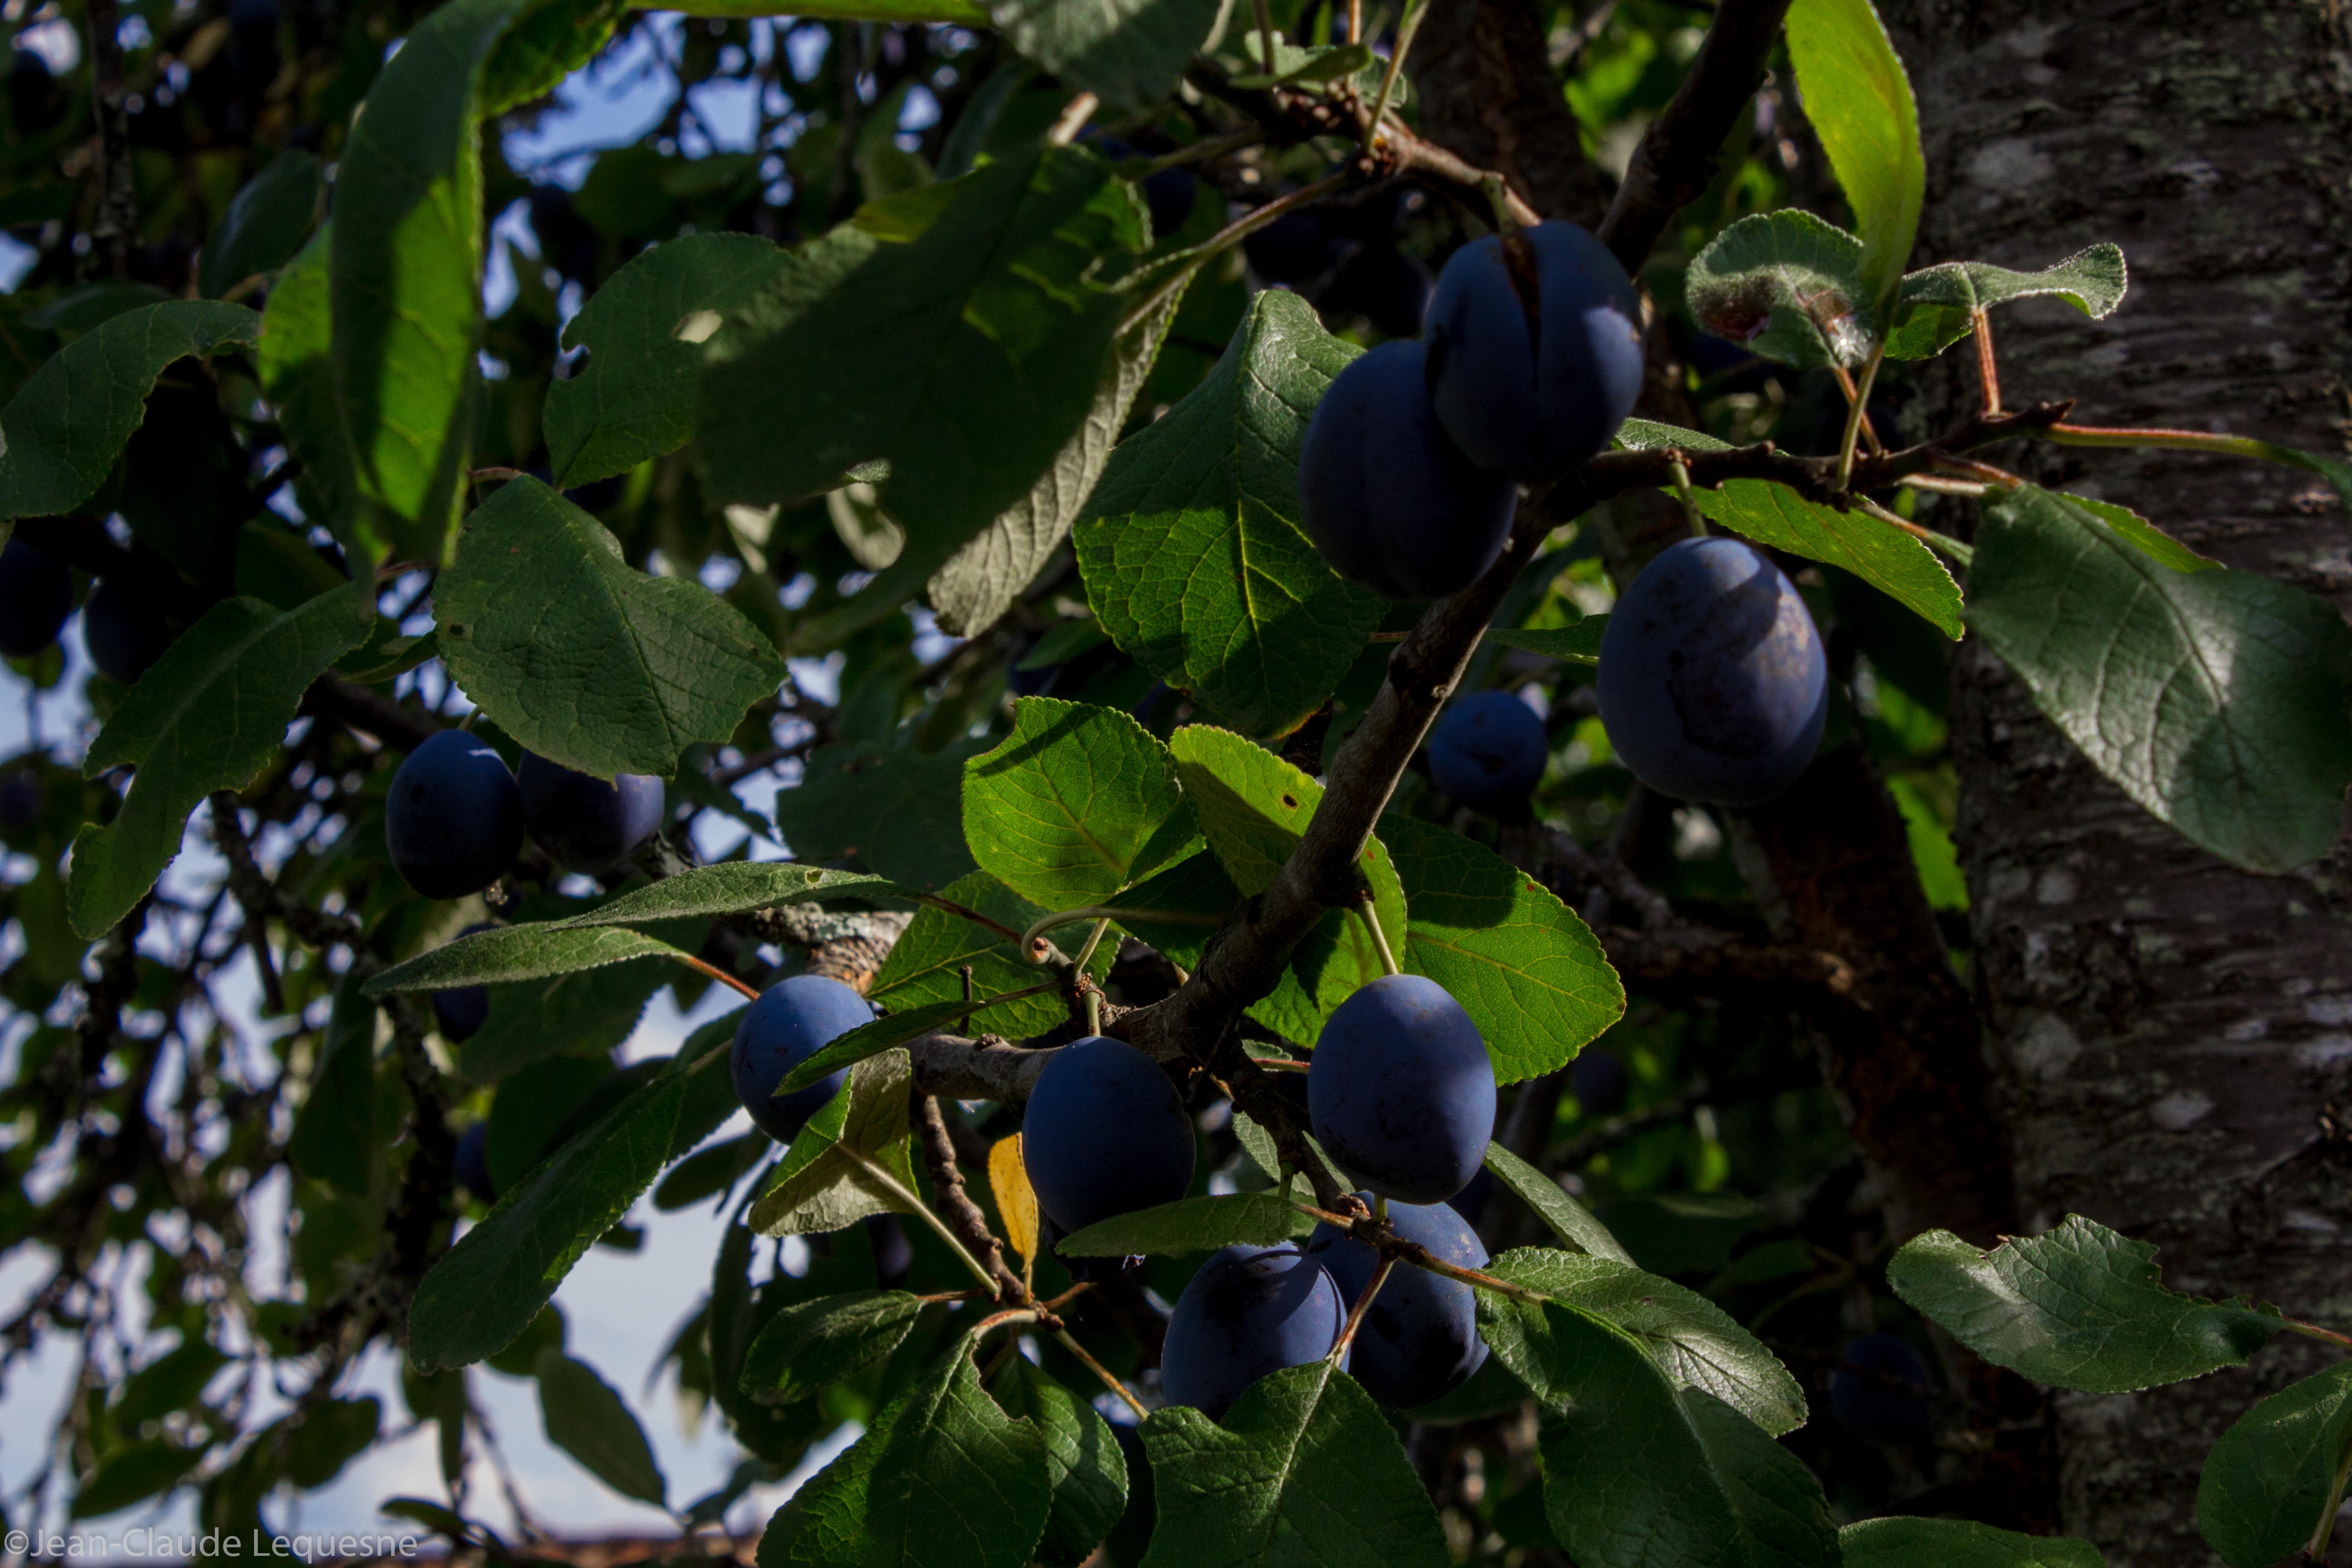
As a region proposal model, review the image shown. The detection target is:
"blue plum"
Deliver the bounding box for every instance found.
[1596,536,1828,807]
[1306,1195,1490,1408]
[1296,340,1519,601]
[1308,974,1496,1205]
[0,539,73,659]
[1161,1243,1345,1420]
[518,751,664,876]
[1831,1333,1934,1443]
[1023,1035,1196,1237]
[1244,210,1338,284]
[430,922,498,1043]
[730,974,876,1144]
[1425,222,1644,482]
[865,1213,913,1290]
[1571,1046,1628,1117]
[1426,690,1548,809]
[82,579,175,684]
[386,731,525,898]
[455,1122,495,1203]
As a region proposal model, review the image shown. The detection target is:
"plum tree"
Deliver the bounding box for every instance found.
[81,580,174,685]
[1022,1035,1196,1238]
[0,539,72,659]
[1305,1196,1490,1408]
[1596,536,1828,806]
[1308,974,1496,1204]
[1832,1333,1936,1444]
[1426,689,1548,809]
[729,974,876,1143]
[429,923,499,1043]
[454,1122,495,1204]
[1160,1243,1345,1419]
[384,732,526,899]
[517,752,664,876]
[1424,222,1645,481]
[1297,340,1519,600]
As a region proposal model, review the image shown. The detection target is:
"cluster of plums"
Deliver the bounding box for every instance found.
[1297,221,1645,601]
[387,730,664,899]
[0,538,181,684]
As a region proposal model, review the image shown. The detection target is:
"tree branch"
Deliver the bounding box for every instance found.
[913,1092,1024,1303]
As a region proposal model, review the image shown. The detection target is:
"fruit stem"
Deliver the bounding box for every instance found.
[1852,495,1974,568]
[1024,907,1207,957]
[2306,1431,2352,1563]
[1356,902,1402,978]
[1328,1255,1396,1366]
[2281,1317,2352,1352]
[971,1307,1042,1339]
[1362,0,1430,150]
[1666,452,1707,539]
[1054,1328,1150,1421]
[2045,421,2336,477]
[1248,1056,1310,1073]
[1250,0,1278,73]
[1971,306,2003,415]
[674,951,761,1002]
[1138,127,1264,178]
[1045,92,1098,147]
[836,1144,1000,1295]
[1835,341,1887,493]
[1070,917,1114,974]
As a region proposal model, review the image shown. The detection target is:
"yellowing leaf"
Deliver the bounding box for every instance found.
[990,1134,1039,1264]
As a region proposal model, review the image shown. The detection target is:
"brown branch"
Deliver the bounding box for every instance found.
[300,674,445,754]
[81,0,136,278]
[1597,0,1795,274]
[913,1092,1024,1304]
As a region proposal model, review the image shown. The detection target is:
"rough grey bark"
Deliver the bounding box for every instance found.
[1886,1,2352,1560]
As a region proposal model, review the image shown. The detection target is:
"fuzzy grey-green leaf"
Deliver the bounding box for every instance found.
[1685,210,1874,368]
[1885,244,2127,360]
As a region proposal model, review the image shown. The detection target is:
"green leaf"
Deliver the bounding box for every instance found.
[1483,1247,1807,1436]
[963,696,1200,909]
[1056,1193,1315,1256]
[286,976,379,1195]
[363,923,689,995]
[989,1355,1128,1568]
[1885,245,2128,360]
[869,870,1111,1038]
[257,229,358,548]
[199,152,323,299]
[923,258,1193,638]
[742,1291,926,1407]
[779,993,1044,1095]
[1839,1519,2105,1568]
[1969,484,2352,872]
[759,1336,1053,1568]
[774,740,986,889]
[534,1349,668,1507]
[1379,813,1623,1084]
[1168,725,1406,1039]
[1109,849,1242,969]
[1617,420,1962,638]
[332,0,524,564]
[1479,1291,1836,1568]
[1887,1213,2281,1392]
[749,1050,921,1237]
[1077,289,1385,738]
[1784,0,1923,309]
[674,0,987,19]
[1484,620,1607,664]
[116,1339,231,1426]
[73,1442,209,1519]
[1685,210,1874,368]
[67,583,373,938]
[436,476,786,779]
[2196,1360,2352,1568]
[1138,1361,1450,1568]
[0,300,260,521]
[480,0,628,114]
[544,231,789,489]
[408,1054,715,1370]
[700,145,1145,566]
[559,864,911,930]
[986,0,1222,110]
[1226,40,1375,85]
[1480,1142,1633,1264]
[455,957,673,1082]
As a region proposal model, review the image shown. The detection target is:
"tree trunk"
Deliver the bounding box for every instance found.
[1887,1,2352,1559]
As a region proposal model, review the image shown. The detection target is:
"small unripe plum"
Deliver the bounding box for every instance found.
[1571,1045,1628,1116]
[730,974,877,1144]
[1306,1195,1489,1408]
[1308,974,1496,1205]
[386,732,525,898]
[0,539,73,659]
[1425,222,1644,482]
[1596,536,1828,807]
[1296,340,1518,601]
[1161,1243,1345,1420]
[431,923,498,1043]
[83,579,175,685]
[1426,690,1548,809]
[517,751,663,876]
[1023,1036,1196,1236]
[1831,1333,1934,1443]
[455,1122,495,1203]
